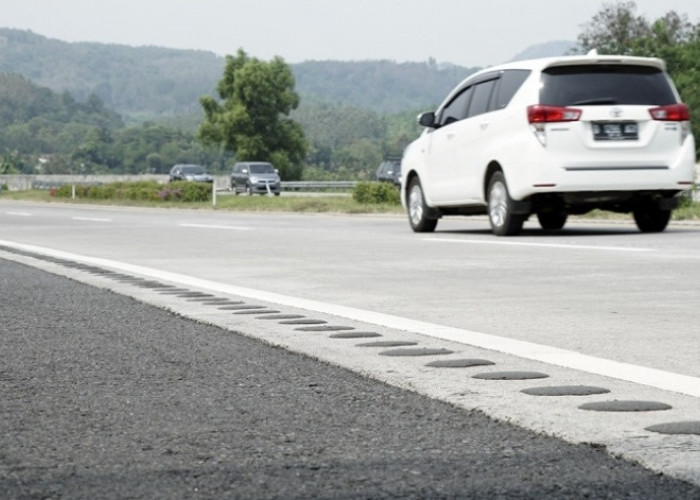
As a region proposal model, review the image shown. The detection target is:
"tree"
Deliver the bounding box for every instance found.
[575,2,700,154]
[576,1,651,55]
[198,49,307,180]
[0,152,23,174]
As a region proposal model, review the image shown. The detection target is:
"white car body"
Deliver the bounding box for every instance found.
[401,53,696,235]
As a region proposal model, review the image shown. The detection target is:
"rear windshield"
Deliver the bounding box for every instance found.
[182,165,205,174]
[540,65,677,106]
[249,164,275,174]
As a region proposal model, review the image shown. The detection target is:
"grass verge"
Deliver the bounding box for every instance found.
[2,189,699,220]
[0,189,405,214]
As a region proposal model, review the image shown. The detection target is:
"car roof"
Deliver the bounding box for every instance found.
[491,53,664,73]
[437,53,667,111]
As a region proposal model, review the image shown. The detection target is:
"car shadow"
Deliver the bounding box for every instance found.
[437,224,696,238]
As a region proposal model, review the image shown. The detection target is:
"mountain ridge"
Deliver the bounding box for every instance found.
[0,28,574,120]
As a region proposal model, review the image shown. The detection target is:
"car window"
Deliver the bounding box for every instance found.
[493,70,531,109]
[466,79,497,118]
[182,165,205,174]
[250,164,274,174]
[439,86,473,126]
[540,65,677,106]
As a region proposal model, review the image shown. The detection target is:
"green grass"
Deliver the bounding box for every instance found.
[3,188,700,220]
[0,189,405,214]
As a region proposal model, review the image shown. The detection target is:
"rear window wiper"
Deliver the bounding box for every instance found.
[572,97,618,105]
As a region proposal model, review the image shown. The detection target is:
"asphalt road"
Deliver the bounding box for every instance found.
[2,258,699,499]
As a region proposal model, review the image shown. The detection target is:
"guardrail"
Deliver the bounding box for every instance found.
[31,179,104,190]
[281,181,357,191]
[0,176,360,192]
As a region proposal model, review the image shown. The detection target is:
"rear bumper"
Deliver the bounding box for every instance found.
[507,138,697,201]
[250,183,281,194]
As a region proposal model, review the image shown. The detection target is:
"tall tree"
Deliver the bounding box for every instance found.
[198,49,307,180]
[576,2,700,154]
[576,1,651,55]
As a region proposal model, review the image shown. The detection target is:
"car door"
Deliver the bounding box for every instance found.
[450,78,499,203]
[234,164,246,191]
[423,86,473,204]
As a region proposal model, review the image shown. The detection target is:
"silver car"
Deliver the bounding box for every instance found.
[231,162,281,196]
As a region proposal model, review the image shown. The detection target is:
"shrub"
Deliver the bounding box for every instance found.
[171,181,212,202]
[353,181,401,205]
[51,181,211,202]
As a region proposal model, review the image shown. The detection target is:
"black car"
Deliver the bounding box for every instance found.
[375,160,401,185]
[169,164,213,183]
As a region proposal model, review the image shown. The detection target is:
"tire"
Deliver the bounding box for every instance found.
[407,178,438,233]
[246,184,253,196]
[633,204,671,233]
[537,211,567,231]
[487,171,525,236]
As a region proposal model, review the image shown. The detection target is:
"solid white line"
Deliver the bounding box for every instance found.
[72,217,112,222]
[179,223,251,231]
[1,239,697,399]
[6,212,32,217]
[424,237,653,253]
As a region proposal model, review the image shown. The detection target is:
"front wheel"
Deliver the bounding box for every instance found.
[246,184,253,196]
[407,178,438,233]
[487,172,524,236]
[633,204,671,233]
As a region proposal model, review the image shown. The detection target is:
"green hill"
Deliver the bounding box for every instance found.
[0,28,478,120]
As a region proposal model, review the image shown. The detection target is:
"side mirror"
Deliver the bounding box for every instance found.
[418,111,437,128]
[242,169,248,174]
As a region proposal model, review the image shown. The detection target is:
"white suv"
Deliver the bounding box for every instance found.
[401,53,696,235]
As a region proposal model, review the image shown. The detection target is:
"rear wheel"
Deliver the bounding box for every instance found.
[537,211,567,231]
[633,204,671,233]
[487,172,524,236]
[246,184,253,196]
[407,178,438,233]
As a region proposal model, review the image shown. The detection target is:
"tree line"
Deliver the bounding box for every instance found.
[1,2,699,178]
[574,1,700,150]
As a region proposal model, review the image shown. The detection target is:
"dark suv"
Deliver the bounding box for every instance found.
[169,164,213,183]
[376,160,402,185]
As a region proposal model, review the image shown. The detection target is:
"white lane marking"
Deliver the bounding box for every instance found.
[424,237,653,253]
[72,217,112,222]
[179,223,251,231]
[1,239,697,398]
[6,212,32,217]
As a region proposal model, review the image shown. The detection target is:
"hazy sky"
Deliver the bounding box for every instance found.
[3,0,700,67]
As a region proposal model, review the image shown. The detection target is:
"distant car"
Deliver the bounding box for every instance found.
[231,162,281,196]
[169,164,213,183]
[401,52,696,235]
[375,160,401,185]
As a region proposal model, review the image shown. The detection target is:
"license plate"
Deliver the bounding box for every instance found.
[593,122,638,141]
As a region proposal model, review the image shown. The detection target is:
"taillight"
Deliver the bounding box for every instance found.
[527,105,582,123]
[649,103,690,121]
